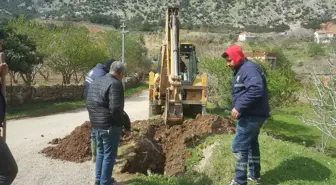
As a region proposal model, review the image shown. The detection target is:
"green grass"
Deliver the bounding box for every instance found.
[7,99,86,120]
[7,83,148,120]
[186,135,220,171]
[262,106,336,158]
[126,171,213,185]
[124,83,148,97]
[206,103,336,158]
[198,134,336,185]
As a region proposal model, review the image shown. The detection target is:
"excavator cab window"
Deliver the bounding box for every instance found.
[180,43,198,82]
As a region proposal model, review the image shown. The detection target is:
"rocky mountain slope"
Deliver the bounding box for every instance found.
[1,0,336,32]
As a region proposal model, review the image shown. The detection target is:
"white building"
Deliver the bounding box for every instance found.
[238,32,257,42]
[314,31,335,43]
[314,22,336,44]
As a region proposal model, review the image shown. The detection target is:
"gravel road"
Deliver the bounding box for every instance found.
[6,91,149,185]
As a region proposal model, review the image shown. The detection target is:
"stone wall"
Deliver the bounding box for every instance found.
[5,76,141,106]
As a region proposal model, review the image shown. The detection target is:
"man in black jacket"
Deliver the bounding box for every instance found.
[85,58,115,162]
[86,61,130,185]
[0,30,18,185]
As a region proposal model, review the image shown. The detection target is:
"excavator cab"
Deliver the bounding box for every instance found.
[179,43,199,82]
[155,43,199,82]
[148,7,208,125]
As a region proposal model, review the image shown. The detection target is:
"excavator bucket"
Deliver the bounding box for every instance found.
[163,89,184,126]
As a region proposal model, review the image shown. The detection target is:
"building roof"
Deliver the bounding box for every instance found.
[315,30,335,34]
[322,22,336,32]
[316,21,336,34]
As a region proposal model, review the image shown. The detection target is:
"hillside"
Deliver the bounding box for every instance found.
[1,0,336,32]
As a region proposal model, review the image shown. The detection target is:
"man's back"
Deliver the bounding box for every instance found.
[85,64,108,99]
[86,73,124,129]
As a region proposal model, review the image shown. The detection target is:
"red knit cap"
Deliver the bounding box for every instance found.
[224,45,245,66]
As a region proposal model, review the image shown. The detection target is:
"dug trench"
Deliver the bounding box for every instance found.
[40,114,236,176]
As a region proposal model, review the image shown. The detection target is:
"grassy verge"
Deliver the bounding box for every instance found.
[6,100,86,120]
[7,83,148,120]
[126,172,212,185]
[196,134,336,185]
[206,103,336,158]
[262,106,336,158]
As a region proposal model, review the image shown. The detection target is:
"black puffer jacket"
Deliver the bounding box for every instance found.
[86,73,130,130]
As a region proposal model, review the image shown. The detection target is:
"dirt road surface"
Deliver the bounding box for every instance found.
[6,91,149,185]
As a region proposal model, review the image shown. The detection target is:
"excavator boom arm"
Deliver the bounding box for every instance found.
[159,7,183,125]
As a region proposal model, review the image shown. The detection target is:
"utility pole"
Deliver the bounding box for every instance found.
[120,19,129,90]
[120,19,129,64]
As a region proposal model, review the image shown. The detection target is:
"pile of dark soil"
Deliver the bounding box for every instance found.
[120,114,236,176]
[40,121,92,163]
[41,114,236,176]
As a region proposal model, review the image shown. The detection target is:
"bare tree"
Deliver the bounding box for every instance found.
[298,58,336,153]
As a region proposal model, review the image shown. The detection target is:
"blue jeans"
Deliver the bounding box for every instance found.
[94,126,122,185]
[232,116,267,185]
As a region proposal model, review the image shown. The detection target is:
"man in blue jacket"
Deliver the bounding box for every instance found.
[222,45,270,185]
[85,59,115,162]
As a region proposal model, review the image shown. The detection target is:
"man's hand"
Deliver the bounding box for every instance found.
[231,108,240,119]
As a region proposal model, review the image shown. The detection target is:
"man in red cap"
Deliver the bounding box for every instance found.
[222,45,270,185]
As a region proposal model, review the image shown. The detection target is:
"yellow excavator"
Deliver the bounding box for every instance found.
[148,7,208,125]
